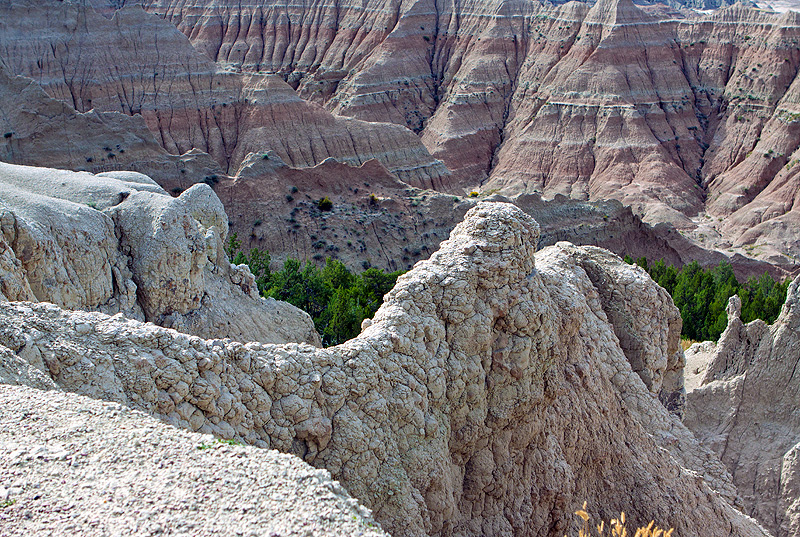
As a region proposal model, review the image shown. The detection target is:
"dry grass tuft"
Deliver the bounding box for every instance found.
[570,502,675,537]
[680,338,698,351]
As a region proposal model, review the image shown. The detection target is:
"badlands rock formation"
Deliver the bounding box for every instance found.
[219,154,782,280]
[0,0,448,188]
[686,281,800,537]
[0,65,223,189]
[0,161,319,345]
[0,202,769,536]
[144,0,800,264]
[0,0,797,272]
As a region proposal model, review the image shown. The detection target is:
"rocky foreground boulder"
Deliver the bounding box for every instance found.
[1,201,768,536]
[0,161,319,345]
[686,282,800,537]
[0,383,387,537]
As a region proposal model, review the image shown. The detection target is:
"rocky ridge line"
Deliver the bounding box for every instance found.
[686,276,800,537]
[0,202,768,537]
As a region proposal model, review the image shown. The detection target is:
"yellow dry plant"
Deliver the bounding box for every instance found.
[570,501,675,537]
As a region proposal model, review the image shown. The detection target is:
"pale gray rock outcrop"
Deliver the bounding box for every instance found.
[0,383,387,537]
[0,202,767,537]
[686,281,800,537]
[684,340,717,393]
[0,161,319,345]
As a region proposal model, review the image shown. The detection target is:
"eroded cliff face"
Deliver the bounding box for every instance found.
[0,161,319,345]
[0,66,224,188]
[685,280,800,537]
[0,202,768,537]
[144,0,800,264]
[0,0,449,188]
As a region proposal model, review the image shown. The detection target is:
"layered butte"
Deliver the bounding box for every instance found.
[0,0,449,187]
[143,0,800,263]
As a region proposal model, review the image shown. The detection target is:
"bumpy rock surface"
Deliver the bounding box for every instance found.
[0,161,319,345]
[686,281,800,537]
[0,383,387,537]
[0,203,767,537]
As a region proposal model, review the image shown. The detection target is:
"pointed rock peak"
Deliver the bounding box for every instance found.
[779,8,800,26]
[585,0,650,26]
[555,0,591,21]
[710,1,775,22]
[776,274,800,328]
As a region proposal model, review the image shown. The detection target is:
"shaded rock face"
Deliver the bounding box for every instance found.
[685,281,800,537]
[145,0,800,263]
[0,65,222,189]
[0,202,768,537]
[0,0,448,188]
[0,162,319,345]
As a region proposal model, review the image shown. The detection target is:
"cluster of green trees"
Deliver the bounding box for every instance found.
[227,230,789,346]
[227,235,404,346]
[623,256,789,341]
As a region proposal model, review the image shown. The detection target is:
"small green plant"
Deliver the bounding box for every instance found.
[86,201,98,209]
[318,196,333,211]
[225,232,242,260]
[197,438,243,450]
[1,499,17,508]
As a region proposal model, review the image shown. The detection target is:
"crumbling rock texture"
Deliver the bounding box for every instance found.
[0,384,388,537]
[0,202,767,537]
[145,0,800,264]
[0,161,319,345]
[686,280,800,537]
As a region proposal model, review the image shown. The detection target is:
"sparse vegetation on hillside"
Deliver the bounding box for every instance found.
[227,234,404,346]
[624,256,789,341]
